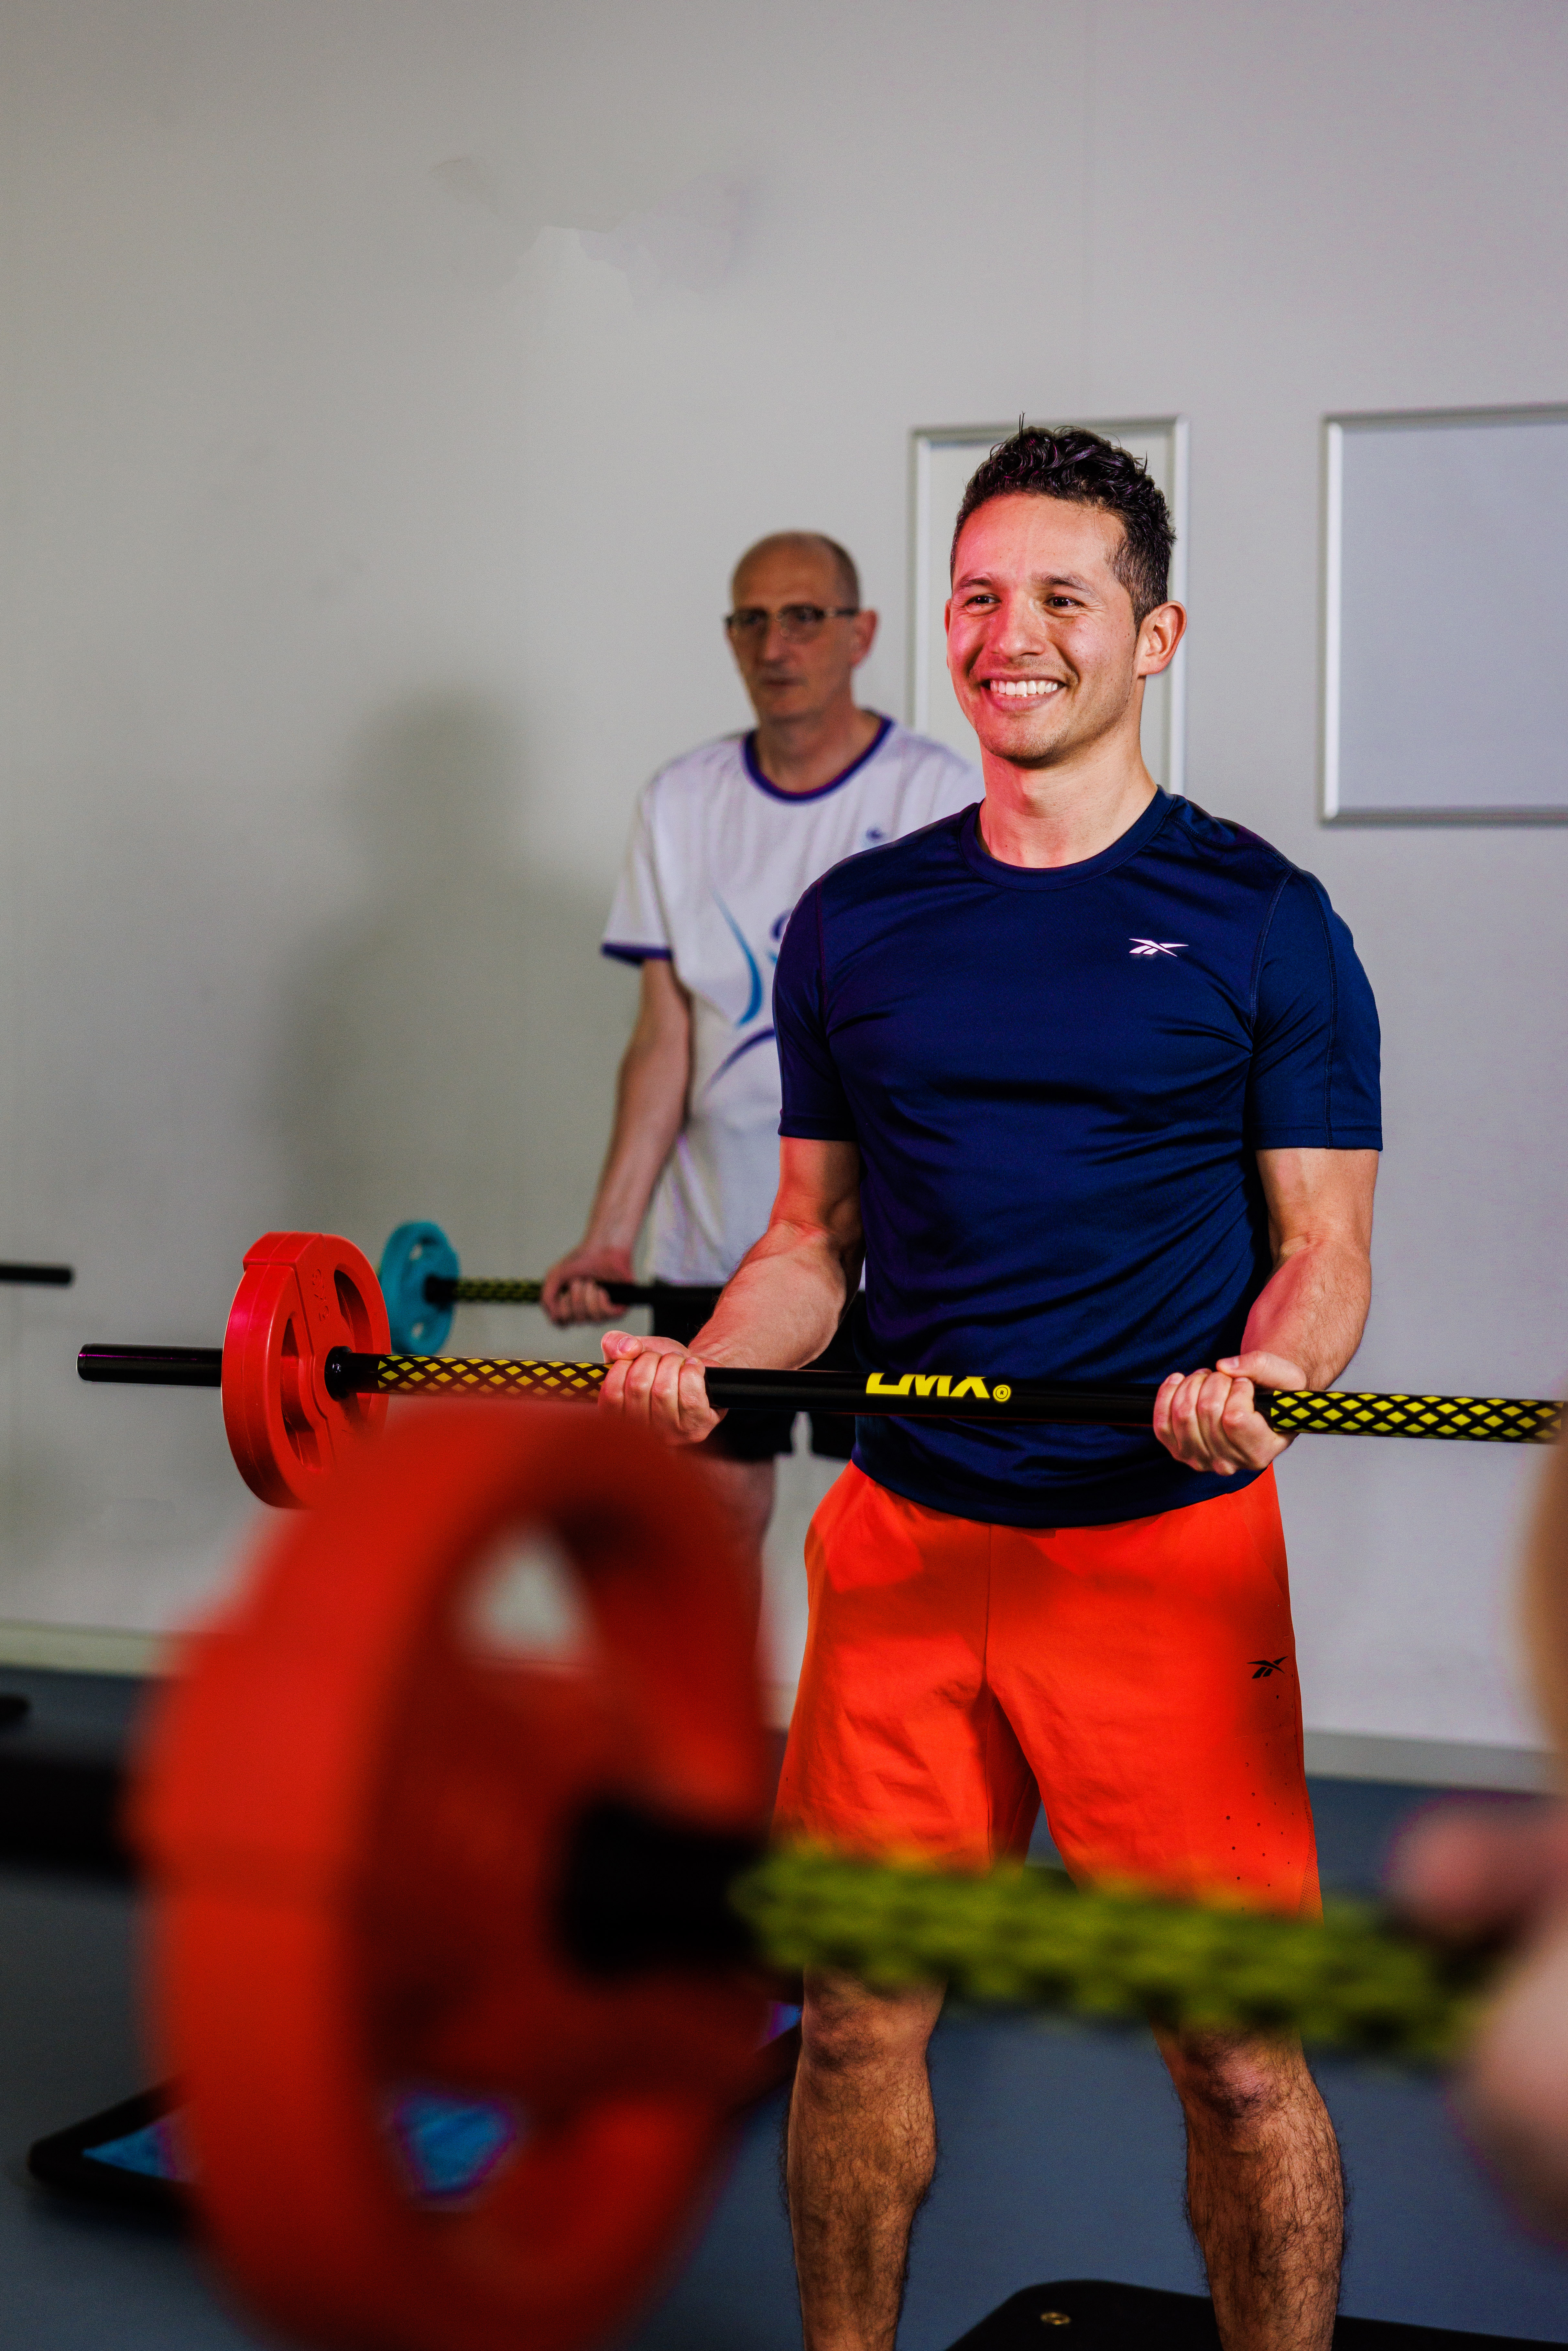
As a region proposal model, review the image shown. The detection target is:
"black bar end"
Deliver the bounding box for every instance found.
[558,1797,763,1976]
[77,1345,223,1388]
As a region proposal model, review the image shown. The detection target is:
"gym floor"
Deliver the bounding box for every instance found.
[2,1673,1567,2349]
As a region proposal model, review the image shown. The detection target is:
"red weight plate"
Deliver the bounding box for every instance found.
[131,1404,770,2351]
[222,1231,391,1507]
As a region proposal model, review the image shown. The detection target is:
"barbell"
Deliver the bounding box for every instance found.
[131,1404,1492,2351]
[77,1230,1563,1508]
[0,1259,72,1285]
[376,1219,717,1355]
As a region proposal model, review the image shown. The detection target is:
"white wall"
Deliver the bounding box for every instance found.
[3,0,1566,1752]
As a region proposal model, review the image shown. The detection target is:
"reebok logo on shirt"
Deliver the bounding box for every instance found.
[1129,938,1188,957]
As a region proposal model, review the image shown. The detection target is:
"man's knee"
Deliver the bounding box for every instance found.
[799,1970,943,2081]
[1158,2028,1315,2142]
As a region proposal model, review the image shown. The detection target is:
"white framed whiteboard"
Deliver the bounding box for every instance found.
[1323,405,1568,824]
[909,417,1189,795]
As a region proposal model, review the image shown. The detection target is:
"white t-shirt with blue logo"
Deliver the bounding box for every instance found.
[602,717,979,1285]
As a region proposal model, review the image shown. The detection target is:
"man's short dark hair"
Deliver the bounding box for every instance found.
[950,426,1174,625]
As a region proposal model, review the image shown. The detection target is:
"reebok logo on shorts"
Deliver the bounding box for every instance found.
[1129,938,1188,957]
[1250,1657,1289,1680]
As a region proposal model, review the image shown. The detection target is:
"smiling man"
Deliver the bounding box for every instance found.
[543,531,975,1593]
[597,429,1382,2351]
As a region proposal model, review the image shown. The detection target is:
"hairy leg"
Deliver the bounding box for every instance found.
[1159,2028,1344,2351]
[689,1452,776,1638]
[788,1970,945,2351]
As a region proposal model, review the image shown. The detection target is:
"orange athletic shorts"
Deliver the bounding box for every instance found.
[774,1463,1319,1917]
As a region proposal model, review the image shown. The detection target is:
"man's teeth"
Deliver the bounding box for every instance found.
[987,679,1062,699]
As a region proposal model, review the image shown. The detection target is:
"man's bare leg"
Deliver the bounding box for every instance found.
[788,1970,945,2351]
[689,1453,775,1637]
[1159,2029,1344,2351]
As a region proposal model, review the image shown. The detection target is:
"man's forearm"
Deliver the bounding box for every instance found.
[577,1018,688,1252]
[689,1219,859,1373]
[1238,1237,1372,1391]
[595,1139,864,1442]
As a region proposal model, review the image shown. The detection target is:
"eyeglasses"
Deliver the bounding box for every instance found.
[724,604,860,643]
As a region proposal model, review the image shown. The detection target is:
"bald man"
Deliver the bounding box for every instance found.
[543,532,976,1579]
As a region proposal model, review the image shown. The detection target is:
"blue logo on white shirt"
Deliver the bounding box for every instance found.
[704,893,791,1096]
[714,894,764,1024]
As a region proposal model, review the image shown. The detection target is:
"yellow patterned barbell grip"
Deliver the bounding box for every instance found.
[1264,1391,1561,1442]
[347,1355,1564,1443]
[368,1355,610,1398]
[450,1278,546,1305]
[431,1277,690,1308]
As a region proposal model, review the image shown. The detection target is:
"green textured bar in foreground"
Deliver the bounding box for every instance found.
[730,1848,1492,2063]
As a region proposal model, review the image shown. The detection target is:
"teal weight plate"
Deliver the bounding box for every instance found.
[378,1221,459,1356]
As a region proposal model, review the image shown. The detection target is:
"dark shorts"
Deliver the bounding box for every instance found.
[648,1286,859,1464]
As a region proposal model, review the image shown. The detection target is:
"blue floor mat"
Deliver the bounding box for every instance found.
[80,2089,519,2201]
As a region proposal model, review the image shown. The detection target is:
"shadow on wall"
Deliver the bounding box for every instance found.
[270,692,633,1308]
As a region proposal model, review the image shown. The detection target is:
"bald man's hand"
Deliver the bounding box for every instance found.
[1394,1800,1568,2237]
[1389,1427,1568,2238]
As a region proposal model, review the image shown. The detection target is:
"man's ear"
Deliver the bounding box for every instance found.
[1136,601,1186,680]
[851,608,879,667]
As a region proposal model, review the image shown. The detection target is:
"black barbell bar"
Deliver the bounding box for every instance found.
[76,1341,1564,1443]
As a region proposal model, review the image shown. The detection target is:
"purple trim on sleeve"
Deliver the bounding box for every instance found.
[743,715,894,804]
[601,942,672,966]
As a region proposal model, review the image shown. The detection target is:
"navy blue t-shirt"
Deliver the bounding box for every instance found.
[773,794,1382,1528]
